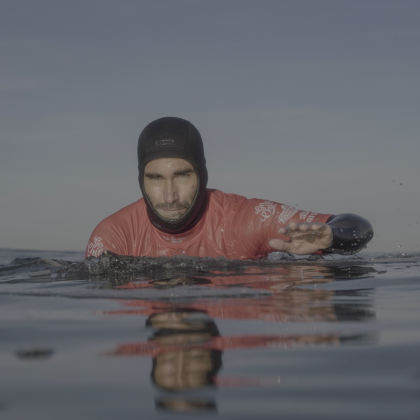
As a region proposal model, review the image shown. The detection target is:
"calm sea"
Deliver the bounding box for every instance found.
[1,248,419,419]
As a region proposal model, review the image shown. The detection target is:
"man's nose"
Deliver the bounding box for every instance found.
[163,181,179,203]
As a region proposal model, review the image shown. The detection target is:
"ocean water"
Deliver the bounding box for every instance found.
[0,248,419,419]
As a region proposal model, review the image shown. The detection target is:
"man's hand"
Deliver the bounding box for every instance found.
[269,222,333,255]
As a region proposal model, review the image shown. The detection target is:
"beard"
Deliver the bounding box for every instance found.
[147,183,198,221]
[154,201,191,211]
[153,200,193,220]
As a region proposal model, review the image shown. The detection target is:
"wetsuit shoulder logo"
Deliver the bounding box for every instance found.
[155,139,174,146]
[87,236,104,257]
[255,201,277,222]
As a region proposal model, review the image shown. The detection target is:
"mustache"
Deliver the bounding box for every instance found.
[154,201,190,211]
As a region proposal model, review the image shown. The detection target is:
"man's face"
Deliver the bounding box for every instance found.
[144,158,198,220]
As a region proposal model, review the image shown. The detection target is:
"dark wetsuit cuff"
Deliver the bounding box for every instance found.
[324,213,374,255]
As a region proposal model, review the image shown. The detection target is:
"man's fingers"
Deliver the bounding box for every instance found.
[278,222,328,235]
[310,223,326,231]
[278,227,288,235]
[269,239,291,252]
[272,222,332,255]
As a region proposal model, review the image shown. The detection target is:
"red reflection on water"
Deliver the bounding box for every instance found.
[107,332,339,358]
[102,265,337,322]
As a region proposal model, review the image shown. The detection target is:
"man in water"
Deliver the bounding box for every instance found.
[86,117,373,259]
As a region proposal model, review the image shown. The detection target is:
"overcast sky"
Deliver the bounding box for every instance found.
[1,0,419,253]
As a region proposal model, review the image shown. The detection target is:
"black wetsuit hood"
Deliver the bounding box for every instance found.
[138,117,208,233]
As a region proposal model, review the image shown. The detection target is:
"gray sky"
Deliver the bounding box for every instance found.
[1,0,419,253]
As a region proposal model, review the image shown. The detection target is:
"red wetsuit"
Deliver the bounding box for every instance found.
[85,189,332,259]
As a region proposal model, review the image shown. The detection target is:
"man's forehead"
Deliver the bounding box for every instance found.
[145,158,194,172]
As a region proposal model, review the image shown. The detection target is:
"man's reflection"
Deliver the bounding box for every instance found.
[155,397,216,413]
[106,304,376,413]
[146,309,221,413]
[147,309,222,392]
[102,264,379,414]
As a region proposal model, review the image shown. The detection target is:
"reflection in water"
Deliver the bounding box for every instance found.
[150,309,220,413]
[150,277,212,289]
[104,265,376,323]
[155,397,216,413]
[15,347,54,360]
[103,264,378,414]
[147,309,222,392]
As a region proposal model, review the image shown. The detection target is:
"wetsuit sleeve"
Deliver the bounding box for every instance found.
[324,213,374,255]
[234,199,332,258]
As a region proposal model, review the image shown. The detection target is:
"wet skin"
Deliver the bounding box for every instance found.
[144,158,198,220]
[269,221,333,255]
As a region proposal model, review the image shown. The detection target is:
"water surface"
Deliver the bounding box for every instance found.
[1,248,419,419]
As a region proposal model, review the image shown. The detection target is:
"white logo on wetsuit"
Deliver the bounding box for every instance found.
[306,212,318,223]
[278,205,299,224]
[87,236,104,257]
[255,201,277,222]
[299,211,310,220]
